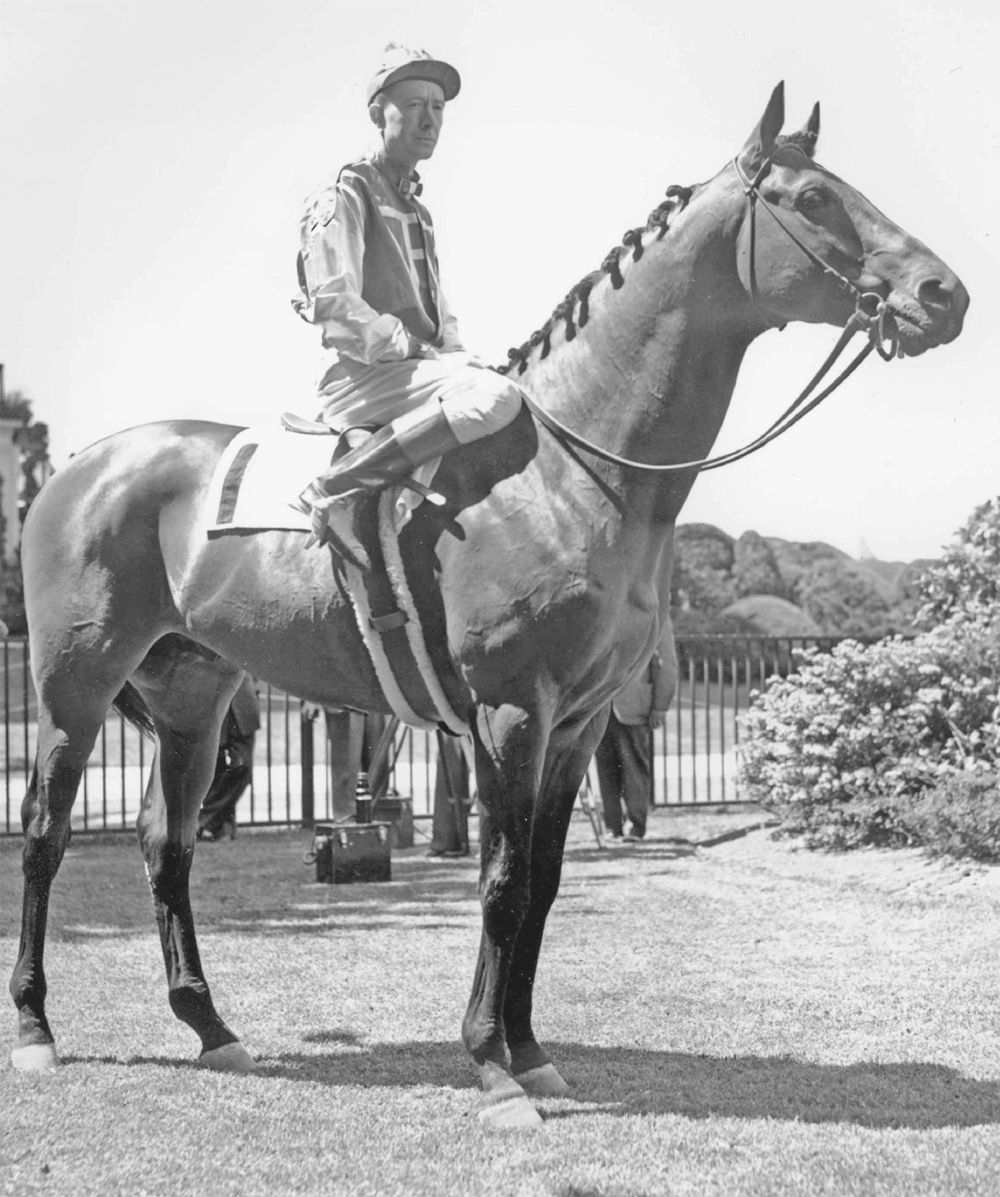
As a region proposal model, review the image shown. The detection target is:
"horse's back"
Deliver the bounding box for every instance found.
[26,420,241,533]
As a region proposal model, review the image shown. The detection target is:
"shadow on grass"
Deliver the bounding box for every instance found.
[5,830,697,945]
[55,1029,1000,1129]
[23,853,483,942]
[252,1040,1000,1129]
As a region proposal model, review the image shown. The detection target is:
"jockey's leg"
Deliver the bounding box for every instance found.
[300,368,523,568]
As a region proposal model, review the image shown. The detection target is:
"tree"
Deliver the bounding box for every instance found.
[1,388,50,634]
[916,498,1000,626]
[797,559,894,636]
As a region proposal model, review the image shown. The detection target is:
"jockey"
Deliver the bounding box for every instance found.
[293,43,525,569]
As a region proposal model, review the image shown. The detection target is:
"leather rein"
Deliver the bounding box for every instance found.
[519,150,900,476]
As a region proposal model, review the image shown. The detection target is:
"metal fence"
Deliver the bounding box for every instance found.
[1,635,849,835]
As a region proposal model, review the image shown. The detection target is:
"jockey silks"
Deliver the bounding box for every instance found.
[293,157,463,388]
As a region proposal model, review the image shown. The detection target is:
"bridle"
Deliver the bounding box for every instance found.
[518,149,900,476]
[738,148,899,360]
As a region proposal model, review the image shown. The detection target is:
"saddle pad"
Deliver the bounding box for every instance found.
[206,425,438,535]
[206,426,336,534]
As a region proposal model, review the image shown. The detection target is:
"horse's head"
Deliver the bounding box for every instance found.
[733,82,968,356]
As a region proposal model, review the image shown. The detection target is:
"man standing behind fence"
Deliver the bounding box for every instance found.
[197,676,260,841]
[595,632,675,842]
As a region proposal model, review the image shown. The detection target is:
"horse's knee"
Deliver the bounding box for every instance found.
[481,850,531,940]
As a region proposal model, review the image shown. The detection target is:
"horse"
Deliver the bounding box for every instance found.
[9,84,968,1128]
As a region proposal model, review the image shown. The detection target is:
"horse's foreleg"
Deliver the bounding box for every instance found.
[462,704,544,1128]
[136,692,254,1073]
[10,713,101,1070]
[507,711,609,1098]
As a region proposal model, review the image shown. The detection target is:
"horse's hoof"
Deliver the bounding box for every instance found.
[477,1093,544,1130]
[11,1041,61,1072]
[199,1041,256,1073]
[514,1062,570,1097]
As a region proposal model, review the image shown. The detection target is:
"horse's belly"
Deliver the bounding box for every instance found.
[169,530,388,709]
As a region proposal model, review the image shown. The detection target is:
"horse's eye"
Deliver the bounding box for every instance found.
[797,189,827,214]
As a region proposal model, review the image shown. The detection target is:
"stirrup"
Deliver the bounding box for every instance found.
[309,495,372,571]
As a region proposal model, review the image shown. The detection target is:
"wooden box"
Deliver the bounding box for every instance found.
[372,795,414,849]
[314,822,392,885]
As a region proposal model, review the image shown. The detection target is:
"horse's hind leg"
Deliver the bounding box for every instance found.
[132,644,254,1072]
[10,689,122,1069]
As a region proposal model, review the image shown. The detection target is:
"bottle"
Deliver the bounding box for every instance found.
[354,771,373,824]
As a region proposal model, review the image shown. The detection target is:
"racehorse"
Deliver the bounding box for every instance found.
[9,85,967,1128]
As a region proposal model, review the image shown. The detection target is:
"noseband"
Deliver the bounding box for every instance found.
[519,152,899,476]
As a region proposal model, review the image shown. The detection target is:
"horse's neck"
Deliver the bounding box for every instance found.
[519,186,757,522]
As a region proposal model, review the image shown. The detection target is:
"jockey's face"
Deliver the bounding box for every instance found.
[376,79,446,173]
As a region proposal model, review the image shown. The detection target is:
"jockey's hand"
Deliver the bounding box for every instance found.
[408,334,441,361]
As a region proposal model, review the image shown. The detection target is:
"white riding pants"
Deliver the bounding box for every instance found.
[315,352,524,445]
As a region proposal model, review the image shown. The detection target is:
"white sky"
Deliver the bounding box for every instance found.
[1,0,997,561]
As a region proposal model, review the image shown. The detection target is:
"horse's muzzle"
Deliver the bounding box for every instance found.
[894,267,970,354]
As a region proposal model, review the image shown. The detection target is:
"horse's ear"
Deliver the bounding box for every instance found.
[793,102,821,157]
[737,81,785,175]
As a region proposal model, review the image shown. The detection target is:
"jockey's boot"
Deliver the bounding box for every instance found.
[298,406,461,570]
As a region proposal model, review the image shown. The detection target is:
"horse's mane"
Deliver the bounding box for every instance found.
[496,183,694,377]
[496,127,817,378]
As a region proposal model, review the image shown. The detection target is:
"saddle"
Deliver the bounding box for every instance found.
[279,416,467,734]
[205,423,470,735]
[280,412,336,436]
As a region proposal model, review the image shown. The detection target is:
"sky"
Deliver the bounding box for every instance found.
[1,0,997,562]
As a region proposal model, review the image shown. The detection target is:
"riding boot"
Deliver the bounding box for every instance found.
[297,406,461,570]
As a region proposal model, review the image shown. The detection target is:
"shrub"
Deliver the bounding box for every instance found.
[894,771,1000,863]
[738,613,1000,854]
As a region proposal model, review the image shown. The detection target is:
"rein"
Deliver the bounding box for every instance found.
[518,153,899,477]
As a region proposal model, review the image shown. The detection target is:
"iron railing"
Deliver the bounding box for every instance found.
[1,634,854,835]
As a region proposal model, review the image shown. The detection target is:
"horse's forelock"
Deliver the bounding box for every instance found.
[776,130,818,159]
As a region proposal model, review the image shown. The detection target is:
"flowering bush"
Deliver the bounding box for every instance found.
[738,613,1000,852]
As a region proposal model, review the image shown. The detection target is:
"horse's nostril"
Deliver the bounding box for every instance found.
[917,276,952,311]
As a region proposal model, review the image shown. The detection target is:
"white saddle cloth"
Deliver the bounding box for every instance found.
[205,425,434,535]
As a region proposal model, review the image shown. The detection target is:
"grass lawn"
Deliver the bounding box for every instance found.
[1,807,999,1197]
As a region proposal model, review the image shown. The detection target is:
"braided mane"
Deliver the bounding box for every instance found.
[496,184,694,377]
[495,124,819,377]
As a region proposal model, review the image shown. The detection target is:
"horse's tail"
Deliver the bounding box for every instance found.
[112,681,155,738]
